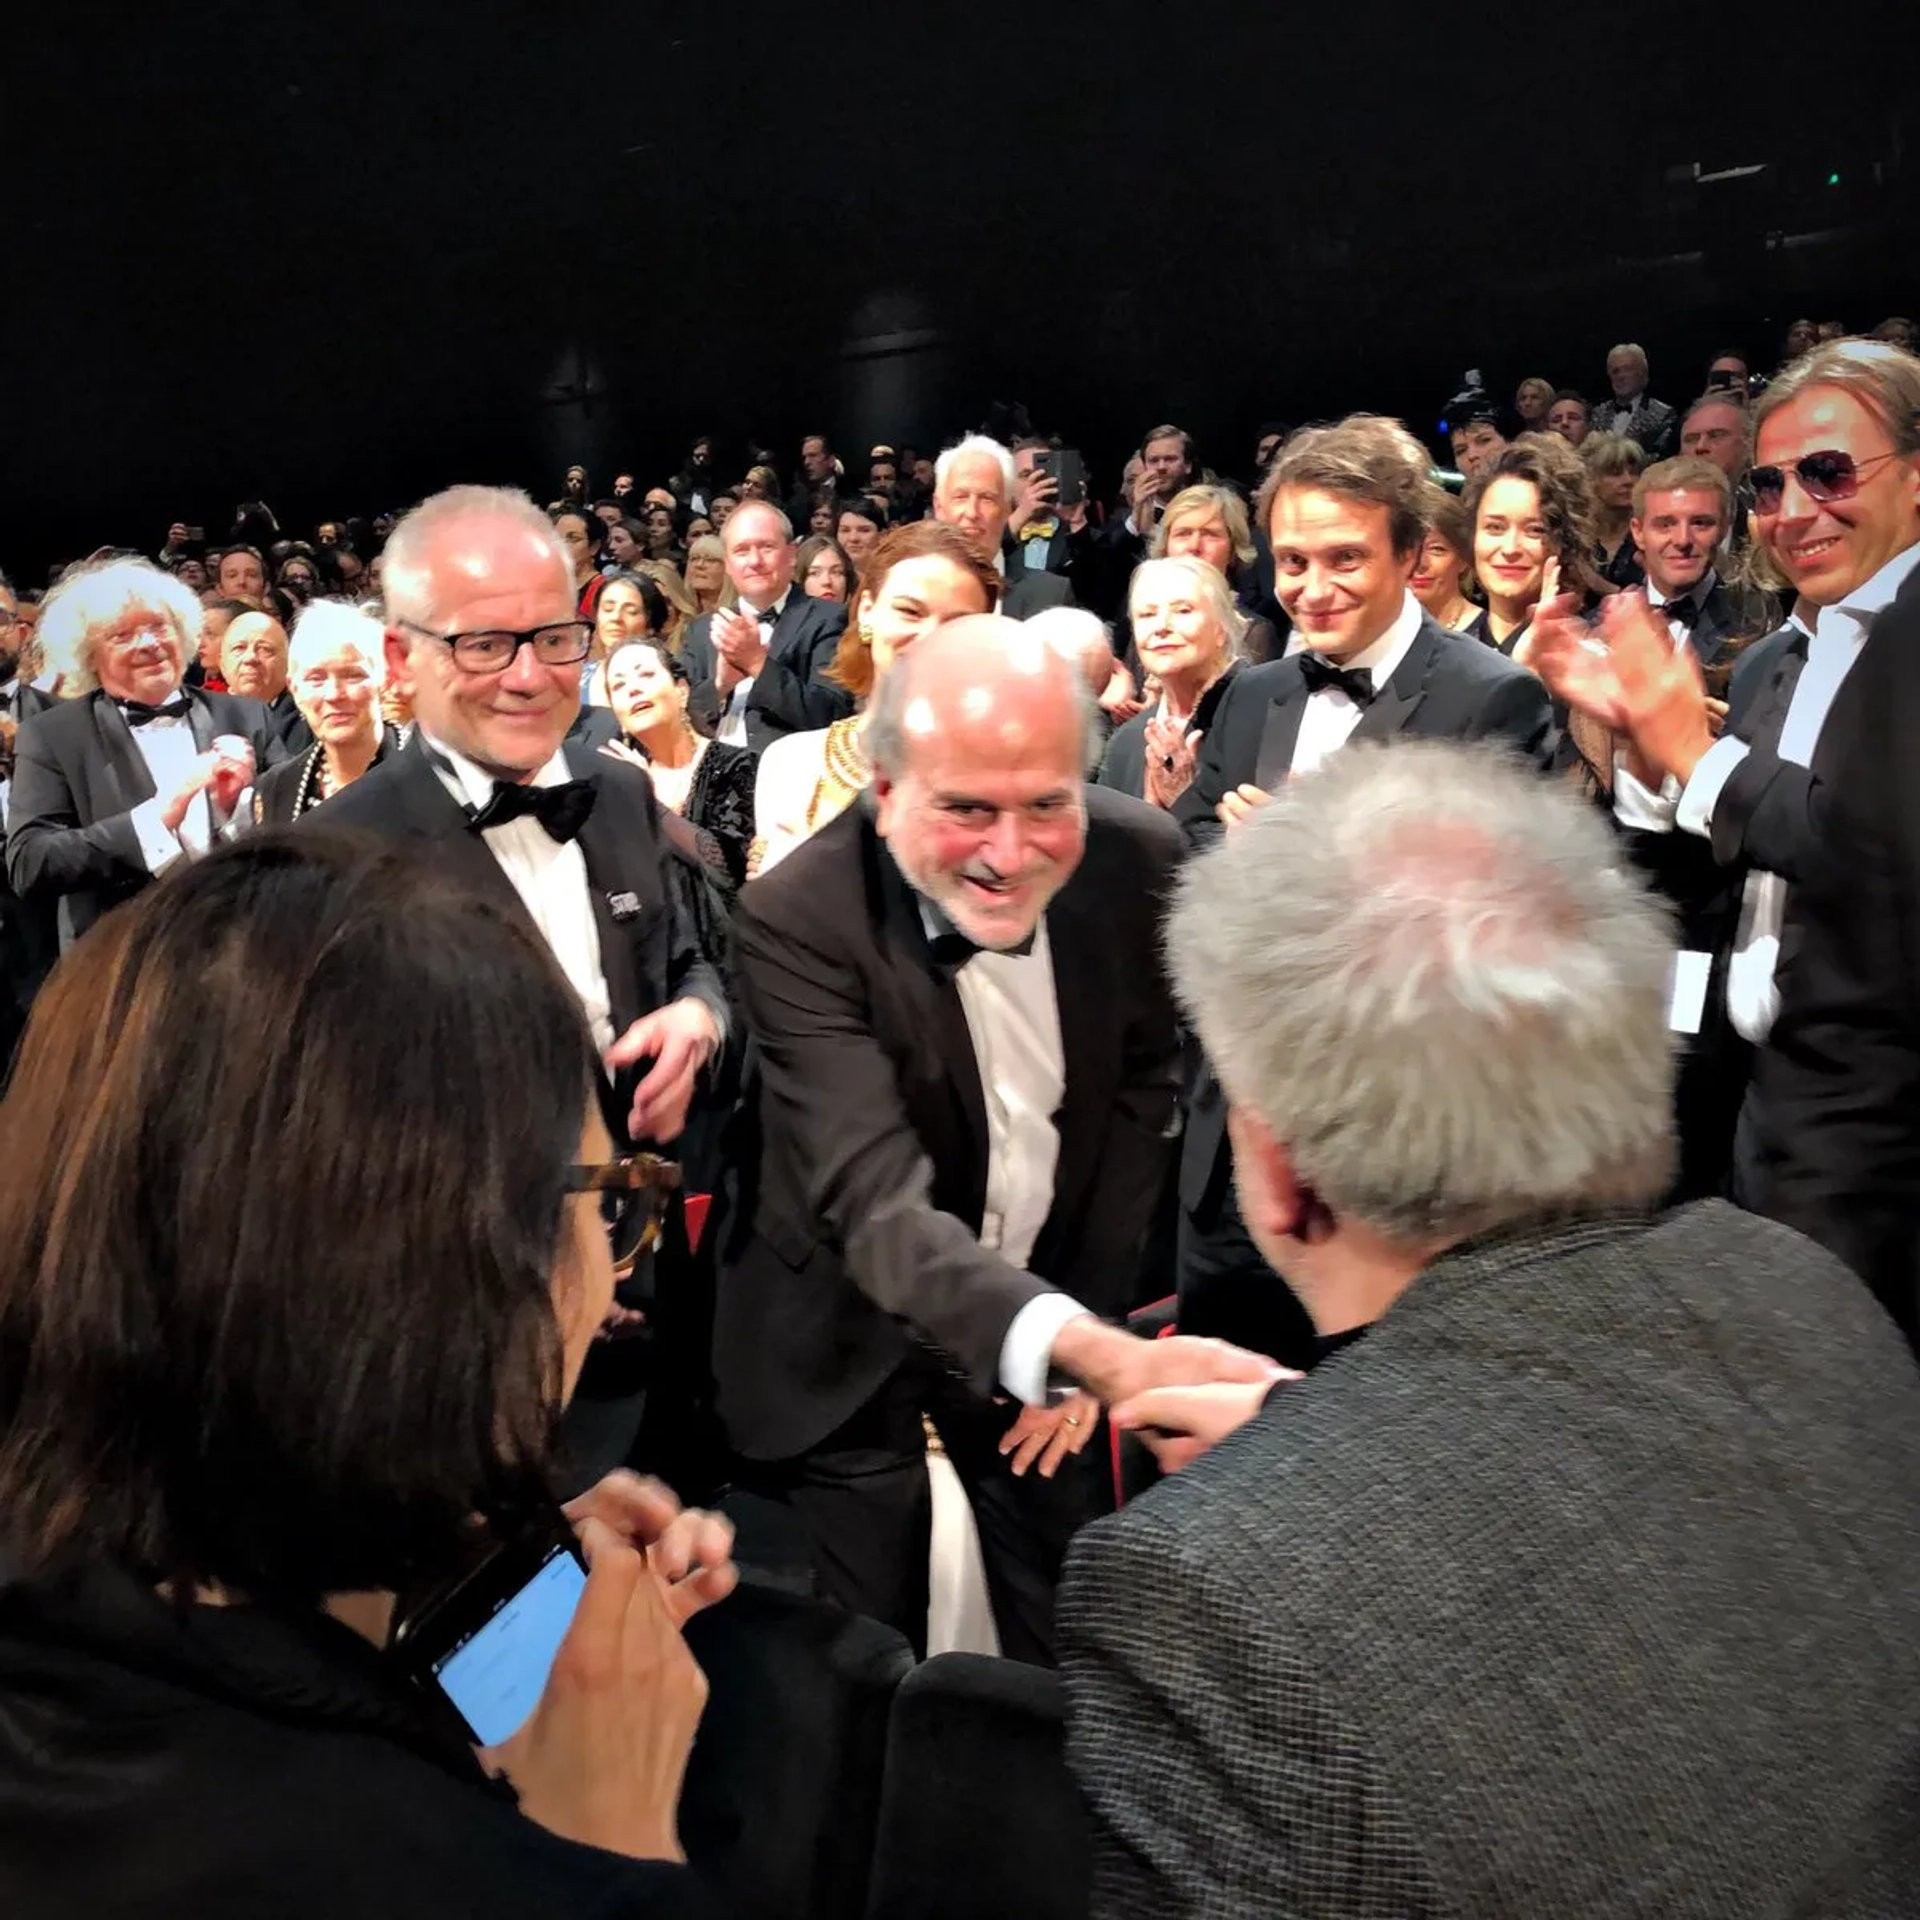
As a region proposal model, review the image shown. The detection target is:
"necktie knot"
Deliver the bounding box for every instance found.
[1297,653,1377,706]
[467,777,597,843]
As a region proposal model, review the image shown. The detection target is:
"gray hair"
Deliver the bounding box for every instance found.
[1019,606,1117,720]
[933,433,1016,504]
[1127,555,1250,661]
[724,498,795,545]
[1754,338,1920,457]
[1167,741,1676,1245]
[381,485,572,629]
[867,614,1104,779]
[36,557,203,694]
[1608,342,1650,372]
[288,598,388,689]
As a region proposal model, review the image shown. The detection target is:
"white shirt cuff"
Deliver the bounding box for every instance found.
[1611,756,1680,831]
[131,796,186,876]
[1675,736,1750,840]
[998,1291,1091,1407]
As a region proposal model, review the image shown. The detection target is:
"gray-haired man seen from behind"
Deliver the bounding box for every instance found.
[1058,740,1920,1919]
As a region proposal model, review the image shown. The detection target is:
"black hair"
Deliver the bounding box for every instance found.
[0,832,598,1606]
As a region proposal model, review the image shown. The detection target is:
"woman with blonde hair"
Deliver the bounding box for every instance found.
[750,522,999,875]
[1581,432,1647,588]
[683,535,727,617]
[1097,555,1246,808]
[1148,483,1283,662]
[635,560,698,651]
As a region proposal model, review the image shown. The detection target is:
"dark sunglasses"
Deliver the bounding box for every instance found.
[1749,449,1900,514]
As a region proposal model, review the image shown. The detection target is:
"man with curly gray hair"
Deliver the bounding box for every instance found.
[6,557,284,950]
[1059,740,1920,1919]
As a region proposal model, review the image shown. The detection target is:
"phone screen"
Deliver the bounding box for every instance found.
[431,1542,587,1746]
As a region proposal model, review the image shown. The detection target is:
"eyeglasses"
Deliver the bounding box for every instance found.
[399,618,593,673]
[1749,450,1901,514]
[565,1153,683,1276]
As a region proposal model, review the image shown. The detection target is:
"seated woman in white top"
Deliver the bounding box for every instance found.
[751,521,999,875]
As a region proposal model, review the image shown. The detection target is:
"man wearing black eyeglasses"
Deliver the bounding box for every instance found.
[317,483,731,1488]
[1530,341,1920,1247]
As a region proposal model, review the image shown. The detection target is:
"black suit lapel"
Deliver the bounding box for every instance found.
[1690,590,1731,670]
[872,832,990,1228]
[1349,616,1439,742]
[88,694,155,812]
[768,594,809,666]
[563,740,644,1038]
[1031,890,1113,1265]
[1253,675,1310,786]
[385,737,522,903]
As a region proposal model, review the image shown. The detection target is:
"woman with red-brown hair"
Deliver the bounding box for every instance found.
[749,521,999,875]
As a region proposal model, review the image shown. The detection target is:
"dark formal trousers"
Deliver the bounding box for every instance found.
[735,1359,1106,1668]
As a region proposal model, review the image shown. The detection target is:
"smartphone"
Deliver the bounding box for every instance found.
[390,1529,588,1747]
[1037,449,1086,509]
[184,525,206,542]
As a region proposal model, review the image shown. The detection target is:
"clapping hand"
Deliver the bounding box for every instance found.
[1142,715,1202,810]
[711,608,768,695]
[1530,589,1714,783]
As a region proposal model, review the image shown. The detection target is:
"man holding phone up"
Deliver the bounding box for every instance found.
[1009,438,1100,601]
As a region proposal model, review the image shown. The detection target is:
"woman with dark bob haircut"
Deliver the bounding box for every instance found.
[0,833,733,1915]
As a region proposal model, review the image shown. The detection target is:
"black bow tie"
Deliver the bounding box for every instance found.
[1296,653,1377,706]
[467,777,597,843]
[1659,595,1701,630]
[928,929,1036,972]
[118,693,190,726]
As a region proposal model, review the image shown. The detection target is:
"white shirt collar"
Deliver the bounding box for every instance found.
[1338,589,1424,685]
[1647,566,1716,611]
[422,731,573,811]
[740,588,791,621]
[1824,538,1920,633]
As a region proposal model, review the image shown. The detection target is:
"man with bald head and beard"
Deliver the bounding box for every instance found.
[719,616,1278,1662]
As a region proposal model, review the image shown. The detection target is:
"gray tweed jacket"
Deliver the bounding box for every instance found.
[1059,1202,1920,1918]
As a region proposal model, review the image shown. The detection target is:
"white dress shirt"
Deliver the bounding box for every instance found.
[426,734,616,1053]
[122,709,222,873]
[717,591,789,747]
[910,912,1084,1406]
[1615,541,1920,1042]
[1288,590,1425,777]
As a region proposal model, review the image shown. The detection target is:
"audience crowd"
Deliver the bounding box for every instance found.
[3,308,1920,1917]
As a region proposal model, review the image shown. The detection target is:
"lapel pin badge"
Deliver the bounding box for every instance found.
[607,890,642,921]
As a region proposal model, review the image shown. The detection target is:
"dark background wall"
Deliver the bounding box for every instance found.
[4,0,1914,576]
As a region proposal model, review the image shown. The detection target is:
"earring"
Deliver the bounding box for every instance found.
[858,622,876,647]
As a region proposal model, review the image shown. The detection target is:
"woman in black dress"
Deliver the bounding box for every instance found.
[1460,434,1602,658]
[599,638,753,982]
[252,601,400,824]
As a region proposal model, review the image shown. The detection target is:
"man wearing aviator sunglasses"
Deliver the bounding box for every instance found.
[1528,340,1920,1206]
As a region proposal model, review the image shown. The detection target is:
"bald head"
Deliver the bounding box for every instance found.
[220,611,290,701]
[870,615,1092,951]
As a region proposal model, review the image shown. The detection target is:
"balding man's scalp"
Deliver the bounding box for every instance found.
[868,615,1102,779]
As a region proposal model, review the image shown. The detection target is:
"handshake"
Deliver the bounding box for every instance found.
[999,1313,1295,1481]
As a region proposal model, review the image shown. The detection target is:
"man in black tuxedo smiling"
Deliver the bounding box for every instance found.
[316,486,728,1486]
[720,616,1277,1662]
[1171,416,1553,1364]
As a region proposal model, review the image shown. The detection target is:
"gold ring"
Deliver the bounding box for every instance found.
[1063,1415,1081,1429]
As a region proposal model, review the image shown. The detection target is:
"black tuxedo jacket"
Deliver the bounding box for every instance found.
[250,727,400,826]
[680,594,852,753]
[1001,569,1075,620]
[717,788,1185,1461]
[1005,522,1099,594]
[6,687,284,947]
[314,734,727,1149]
[1749,559,1920,1337]
[1172,616,1555,1219]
